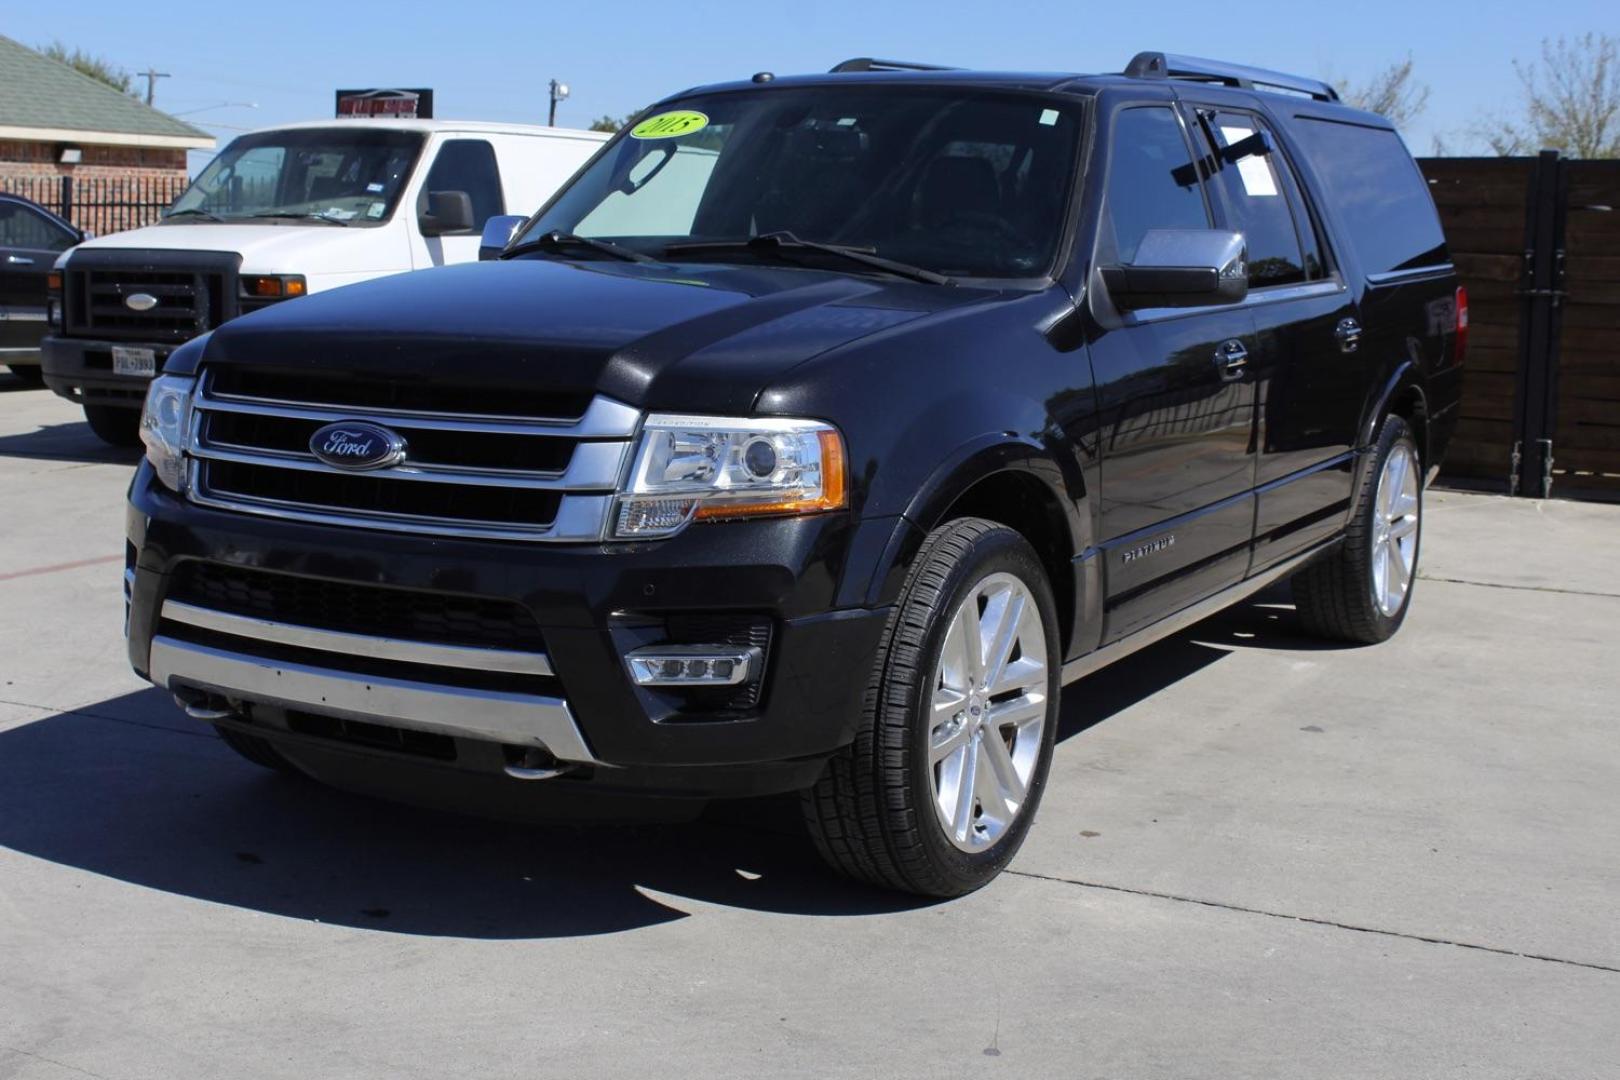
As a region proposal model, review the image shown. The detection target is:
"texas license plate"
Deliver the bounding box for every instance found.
[112,346,157,377]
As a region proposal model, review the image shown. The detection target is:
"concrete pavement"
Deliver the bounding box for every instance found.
[1,374,1616,1079]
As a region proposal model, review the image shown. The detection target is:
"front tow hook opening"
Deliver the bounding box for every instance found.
[502,745,577,781]
[172,686,236,721]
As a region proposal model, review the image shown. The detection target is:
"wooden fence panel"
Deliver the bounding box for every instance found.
[1553,161,1620,495]
[1419,158,1534,485]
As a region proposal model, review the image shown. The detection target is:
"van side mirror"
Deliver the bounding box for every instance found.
[419,191,475,237]
[478,215,528,261]
[1101,229,1248,310]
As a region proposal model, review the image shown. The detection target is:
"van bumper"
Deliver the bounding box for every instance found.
[41,334,164,407]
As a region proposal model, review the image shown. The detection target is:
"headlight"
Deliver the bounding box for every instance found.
[614,414,847,538]
[140,374,196,492]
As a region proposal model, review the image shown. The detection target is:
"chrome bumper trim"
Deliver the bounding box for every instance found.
[161,599,554,676]
[148,635,598,764]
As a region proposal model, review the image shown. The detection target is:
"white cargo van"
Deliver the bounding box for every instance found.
[41,119,607,444]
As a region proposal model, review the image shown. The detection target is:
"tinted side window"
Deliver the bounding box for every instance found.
[422,139,504,230]
[0,204,75,251]
[1203,112,1310,287]
[1104,106,1210,263]
[1292,119,1446,275]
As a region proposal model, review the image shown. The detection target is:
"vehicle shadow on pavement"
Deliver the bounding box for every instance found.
[0,590,1350,939]
[1056,583,1350,743]
[0,419,142,466]
[0,689,932,939]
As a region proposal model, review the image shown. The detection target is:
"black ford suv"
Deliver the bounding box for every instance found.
[123,54,1463,896]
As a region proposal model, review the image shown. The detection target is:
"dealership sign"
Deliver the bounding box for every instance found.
[335,88,434,119]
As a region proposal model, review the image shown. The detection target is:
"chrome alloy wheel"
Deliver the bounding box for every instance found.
[1371,443,1421,618]
[927,572,1049,853]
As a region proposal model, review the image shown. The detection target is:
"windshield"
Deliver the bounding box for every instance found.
[524,87,1085,279]
[167,128,425,226]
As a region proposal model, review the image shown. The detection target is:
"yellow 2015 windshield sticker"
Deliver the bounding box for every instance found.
[630,110,710,139]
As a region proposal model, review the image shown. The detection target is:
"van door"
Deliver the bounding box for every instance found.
[1087,104,1260,642]
[1183,104,1363,571]
[411,137,506,268]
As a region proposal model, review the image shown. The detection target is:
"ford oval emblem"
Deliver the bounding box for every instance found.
[124,292,159,312]
[308,421,407,471]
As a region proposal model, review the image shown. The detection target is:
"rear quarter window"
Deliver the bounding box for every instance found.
[1292,119,1447,277]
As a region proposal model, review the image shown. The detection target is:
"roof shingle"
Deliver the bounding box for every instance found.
[0,34,213,144]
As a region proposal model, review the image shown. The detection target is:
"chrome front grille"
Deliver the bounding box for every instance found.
[185,367,640,541]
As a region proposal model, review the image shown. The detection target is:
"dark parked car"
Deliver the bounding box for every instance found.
[0,194,81,385]
[122,53,1463,896]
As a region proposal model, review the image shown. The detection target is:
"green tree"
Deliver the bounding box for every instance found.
[38,40,132,94]
[1483,33,1620,158]
[1334,55,1430,130]
[588,115,629,133]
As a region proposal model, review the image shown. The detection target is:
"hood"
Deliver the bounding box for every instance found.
[69,221,397,276]
[191,258,1006,413]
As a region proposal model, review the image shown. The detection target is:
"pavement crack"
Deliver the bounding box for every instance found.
[1417,574,1620,600]
[1007,869,1620,974]
[1,1044,116,1080]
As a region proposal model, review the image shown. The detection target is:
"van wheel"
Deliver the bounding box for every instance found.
[213,725,297,774]
[803,518,1060,897]
[1293,415,1422,644]
[83,404,143,447]
[5,364,44,387]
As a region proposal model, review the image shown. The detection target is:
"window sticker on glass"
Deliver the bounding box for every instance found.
[630,110,710,139]
[1220,124,1279,197]
[1039,108,1059,126]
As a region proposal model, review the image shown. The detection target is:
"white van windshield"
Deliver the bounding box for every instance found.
[167,128,425,227]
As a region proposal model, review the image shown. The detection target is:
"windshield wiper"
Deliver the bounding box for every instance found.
[162,207,224,222]
[501,230,656,264]
[664,231,954,286]
[248,211,350,227]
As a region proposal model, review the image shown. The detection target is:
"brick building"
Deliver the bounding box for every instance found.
[0,35,214,234]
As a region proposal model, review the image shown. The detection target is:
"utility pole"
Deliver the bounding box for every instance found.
[548,78,569,127]
[139,68,171,106]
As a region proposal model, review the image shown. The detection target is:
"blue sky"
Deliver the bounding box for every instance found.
[10,0,1615,169]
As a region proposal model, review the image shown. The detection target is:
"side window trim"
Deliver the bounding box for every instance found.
[1099,101,1216,265]
[1180,104,1328,290]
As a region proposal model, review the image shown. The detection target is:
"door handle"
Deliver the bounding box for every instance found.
[1335,317,1362,353]
[1214,339,1248,380]
[5,255,34,265]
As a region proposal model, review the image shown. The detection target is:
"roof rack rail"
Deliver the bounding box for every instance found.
[1124,51,1339,103]
[829,58,958,74]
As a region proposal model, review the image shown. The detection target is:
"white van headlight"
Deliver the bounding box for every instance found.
[613,414,847,538]
[140,374,196,492]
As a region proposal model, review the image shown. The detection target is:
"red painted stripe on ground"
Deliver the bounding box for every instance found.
[0,553,124,583]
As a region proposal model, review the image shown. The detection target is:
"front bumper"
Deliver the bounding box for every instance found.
[127,462,902,799]
[42,334,166,407]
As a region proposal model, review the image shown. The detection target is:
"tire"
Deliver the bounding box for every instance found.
[82,403,142,447]
[5,364,45,387]
[803,518,1061,897]
[1292,415,1422,644]
[213,724,298,774]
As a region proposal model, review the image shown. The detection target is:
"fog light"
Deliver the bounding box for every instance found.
[626,645,760,687]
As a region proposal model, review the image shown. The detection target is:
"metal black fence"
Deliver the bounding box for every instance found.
[0,174,188,238]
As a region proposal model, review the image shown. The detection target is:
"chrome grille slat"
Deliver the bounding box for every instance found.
[186,368,638,542]
[189,439,629,491]
[201,382,640,436]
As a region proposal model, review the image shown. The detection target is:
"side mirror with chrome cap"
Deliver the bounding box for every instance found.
[1101,228,1248,310]
[479,215,528,261]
